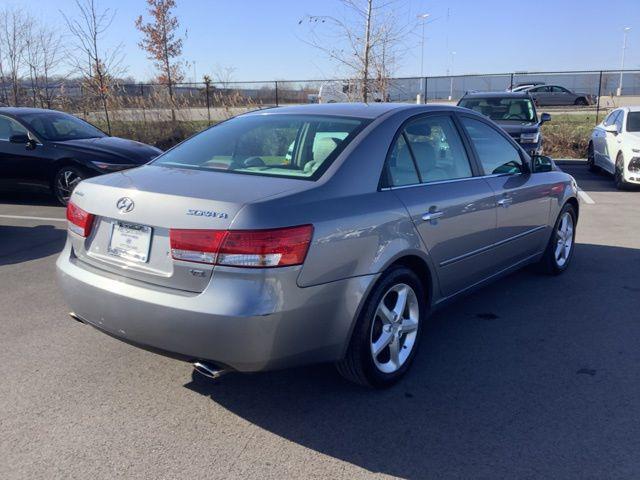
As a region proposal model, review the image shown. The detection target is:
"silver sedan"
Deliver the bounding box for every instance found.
[57,103,579,388]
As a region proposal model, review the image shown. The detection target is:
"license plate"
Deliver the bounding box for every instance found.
[108,222,152,263]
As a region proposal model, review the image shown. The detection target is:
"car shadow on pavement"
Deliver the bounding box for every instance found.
[0,224,66,265]
[185,242,640,479]
[0,191,59,207]
[561,164,638,193]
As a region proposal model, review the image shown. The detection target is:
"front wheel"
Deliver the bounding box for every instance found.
[614,153,629,190]
[574,97,588,106]
[587,142,599,173]
[336,266,426,388]
[537,203,577,275]
[53,166,86,205]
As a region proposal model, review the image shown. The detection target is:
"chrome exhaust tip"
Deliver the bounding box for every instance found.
[193,361,229,380]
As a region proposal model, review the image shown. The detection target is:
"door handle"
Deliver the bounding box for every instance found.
[497,197,513,208]
[421,211,444,222]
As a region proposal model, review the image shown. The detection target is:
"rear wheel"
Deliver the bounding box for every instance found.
[336,266,426,388]
[53,165,86,205]
[537,203,577,275]
[587,142,599,172]
[574,97,588,106]
[614,153,629,190]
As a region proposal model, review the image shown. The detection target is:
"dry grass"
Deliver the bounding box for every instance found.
[93,119,212,150]
[541,113,601,159]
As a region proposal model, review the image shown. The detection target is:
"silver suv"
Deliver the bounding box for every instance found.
[57,103,579,388]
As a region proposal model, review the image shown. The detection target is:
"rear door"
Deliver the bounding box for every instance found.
[529,86,552,106]
[459,115,551,269]
[385,113,498,298]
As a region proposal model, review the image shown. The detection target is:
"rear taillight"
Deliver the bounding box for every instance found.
[169,225,313,268]
[66,201,94,237]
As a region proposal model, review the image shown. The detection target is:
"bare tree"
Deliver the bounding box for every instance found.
[300,0,412,102]
[0,7,29,106]
[135,0,185,121]
[38,27,64,108]
[62,0,125,134]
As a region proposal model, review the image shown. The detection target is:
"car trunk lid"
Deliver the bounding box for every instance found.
[68,165,307,292]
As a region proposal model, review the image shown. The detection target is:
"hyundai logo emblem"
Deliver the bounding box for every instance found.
[116,197,135,213]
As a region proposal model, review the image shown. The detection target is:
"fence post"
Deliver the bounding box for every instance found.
[274,81,279,107]
[423,76,428,104]
[510,72,514,90]
[205,78,211,125]
[595,70,603,125]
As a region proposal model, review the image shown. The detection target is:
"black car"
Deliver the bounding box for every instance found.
[0,108,162,204]
[457,92,551,157]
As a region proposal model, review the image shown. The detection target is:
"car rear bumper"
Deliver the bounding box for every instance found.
[56,241,377,372]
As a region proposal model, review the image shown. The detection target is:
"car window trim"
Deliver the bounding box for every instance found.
[379,110,480,190]
[455,112,531,176]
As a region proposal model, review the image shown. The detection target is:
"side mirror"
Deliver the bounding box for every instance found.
[604,124,619,135]
[10,134,37,150]
[532,155,554,173]
[540,112,551,124]
[9,134,29,144]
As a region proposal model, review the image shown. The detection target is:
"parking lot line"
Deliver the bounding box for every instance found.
[578,189,595,205]
[0,214,66,223]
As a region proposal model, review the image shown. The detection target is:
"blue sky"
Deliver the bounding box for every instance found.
[10,0,640,82]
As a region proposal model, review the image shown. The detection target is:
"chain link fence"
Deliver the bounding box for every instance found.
[1,69,638,153]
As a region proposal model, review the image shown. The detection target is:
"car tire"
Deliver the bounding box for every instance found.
[336,266,426,388]
[574,97,588,106]
[537,203,577,275]
[587,142,599,173]
[614,153,629,191]
[53,165,87,205]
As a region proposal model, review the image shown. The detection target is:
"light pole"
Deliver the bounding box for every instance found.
[448,51,456,100]
[618,27,631,96]
[416,13,430,104]
[417,13,430,77]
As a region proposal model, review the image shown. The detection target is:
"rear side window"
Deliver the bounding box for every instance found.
[461,117,523,175]
[153,114,369,180]
[385,115,472,187]
[386,134,420,187]
[404,116,472,182]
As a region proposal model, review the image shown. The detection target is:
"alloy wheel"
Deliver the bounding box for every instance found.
[370,283,419,374]
[55,169,83,204]
[554,212,574,268]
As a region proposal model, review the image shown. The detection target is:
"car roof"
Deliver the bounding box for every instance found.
[461,91,532,99]
[245,102,458,119]
[622,106,640,113]
[0,107,63,116]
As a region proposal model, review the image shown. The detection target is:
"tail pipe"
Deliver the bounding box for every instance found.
[193,361,229,380]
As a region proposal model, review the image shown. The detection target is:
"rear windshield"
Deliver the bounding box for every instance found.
[152,114,369,180]
[459,97,536,123]
[627,112,640,132]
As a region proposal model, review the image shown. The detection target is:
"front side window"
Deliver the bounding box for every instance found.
[153,114,368,180]
[0,115,28,141]
[461,117,523,175]
[603,110,620,127]
[20,112,105,141]
[458,97,536,122]
[615,111,624,132]
[627,111,640,132]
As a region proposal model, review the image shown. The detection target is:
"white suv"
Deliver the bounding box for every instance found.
[588,106,640,189]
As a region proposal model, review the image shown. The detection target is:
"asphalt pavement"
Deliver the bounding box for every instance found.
[1,164,639,479]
